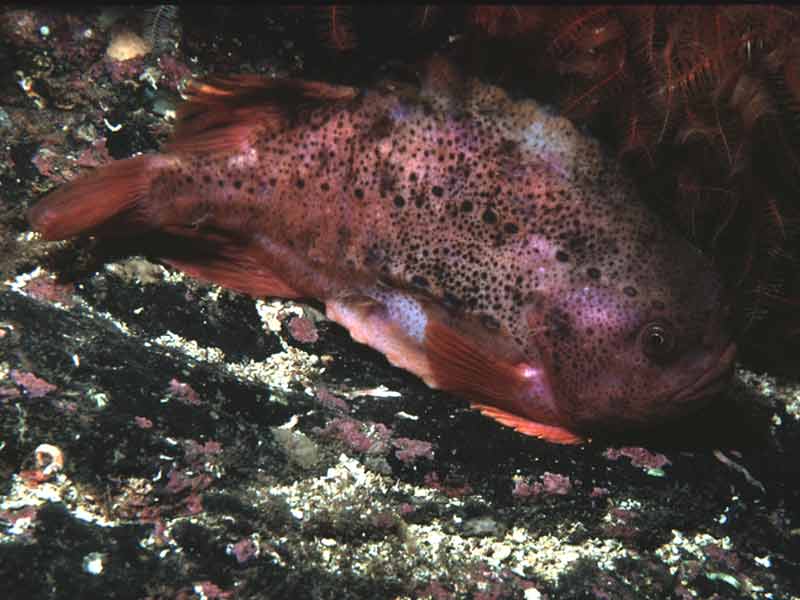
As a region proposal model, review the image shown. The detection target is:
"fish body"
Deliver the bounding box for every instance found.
[28,58,736,443]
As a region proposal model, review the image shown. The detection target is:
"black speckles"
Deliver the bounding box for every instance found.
[354,188,364,200]
[587,267,601,280]
[337,226,351,248]
[503,222,519,235]
[369,114,394,139]
[623,286,638,297]
[411,275,430,289]
[364,244,385,267]
[409,172,418,182]
[321,182,330,192]
[431,185,444,197]
[296,178,305,189]
[461,200,473,213]
[498,138,518,156]
[414,194,427,209]
[482,208,498,225]
[546,307,573,340]
[480,314,501,332]
[555,250,569,262]
[394,195,405,208]
[233,180,242,190]
[568,236,588,253]
[379,171,397,196]
[442,291,464,312]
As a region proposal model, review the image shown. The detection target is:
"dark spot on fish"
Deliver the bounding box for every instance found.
[410,172,418,182]
[442,291,464,312]
[652,299,665,310]
[354,188,364,199]
[202,175,211,184]
[503,222,519,234]
[415,195,427,209]
[546,308,573,340]
[568,236,588,252]
[321,182,330,191]
[432,186,444,197]
[185,176,194,184]
[379,172,397,196]
[394,195,405,208]
[480,314,501,331]
[556,251,569,262]
[550,351,562,373]
[233,180,242,189]
[218,180,224,188]
[624,286,638,297]
[296,179,305,189]
[587,267,601,280]
[269,177,277,186]
[364,244,385,266]
[482,209,498,224]
[337,226,351,247]
[461,200,473,213]
[498,139,518,155]
[411,275,429,289]
[369,114,394,139]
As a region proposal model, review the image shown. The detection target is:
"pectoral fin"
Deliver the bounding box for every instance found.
[153,229,301,299]
[423,320,585,444]
[327,289,584,443]
[470,403,585,444]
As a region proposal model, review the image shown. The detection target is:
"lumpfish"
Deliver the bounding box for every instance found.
[27,57,736,444]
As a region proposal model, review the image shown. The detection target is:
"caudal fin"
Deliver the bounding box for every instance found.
[27,155,159,240]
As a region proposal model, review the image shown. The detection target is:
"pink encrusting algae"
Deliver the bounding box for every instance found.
[27,56,736,443]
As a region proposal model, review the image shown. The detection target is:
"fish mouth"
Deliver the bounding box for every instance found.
[672,341,737,404]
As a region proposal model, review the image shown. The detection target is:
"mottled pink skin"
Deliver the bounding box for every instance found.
[27,64,736,440]
[315,387,350,412]
[231,538,258,564]
[168,378,202,406]
[11,370,57,398]
[134,416,153,429]
[392,437,434,463]
[317,418,393,455]
[513,472,572,498]
[604,447,671,470]
[287,315,319,343]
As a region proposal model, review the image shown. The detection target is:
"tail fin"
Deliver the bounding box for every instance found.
[27,155,159,240]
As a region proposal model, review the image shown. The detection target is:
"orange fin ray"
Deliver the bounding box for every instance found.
[28,155,159,240]
[164,254,298,299]
[424,319,537,406]
[166,75,358,154]
[470,403,585,444]
[155,232,300,299]
[423,319,582,442]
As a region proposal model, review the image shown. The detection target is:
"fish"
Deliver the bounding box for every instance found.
[27,56,736,444]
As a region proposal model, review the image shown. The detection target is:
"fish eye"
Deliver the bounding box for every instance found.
[640,321,676,362]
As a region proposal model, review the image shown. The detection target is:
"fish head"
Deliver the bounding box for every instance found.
[524,229,736,434]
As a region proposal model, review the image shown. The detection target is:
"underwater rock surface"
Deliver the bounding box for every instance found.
[1,6,799,600]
